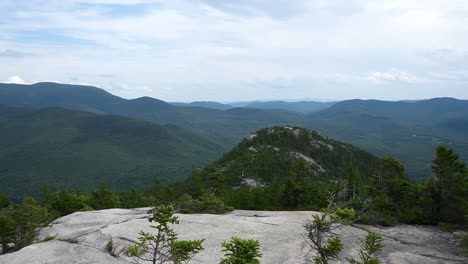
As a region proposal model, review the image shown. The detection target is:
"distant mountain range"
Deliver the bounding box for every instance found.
[1,82,468,192]
[170,100,334,114]
[0,83,307,148]
[308,98,468,179]
[171,101,233,110]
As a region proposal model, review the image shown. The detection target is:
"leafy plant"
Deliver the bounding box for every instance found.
[106,237,114,254]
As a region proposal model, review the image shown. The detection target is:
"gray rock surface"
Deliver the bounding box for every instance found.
[0,209,466,264]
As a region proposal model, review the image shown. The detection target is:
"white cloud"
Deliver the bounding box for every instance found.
[366,69,420,85]
[0,0,468,100]
[4,76,27,84]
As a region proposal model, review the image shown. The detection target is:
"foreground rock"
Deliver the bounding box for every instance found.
[0,209,466,264]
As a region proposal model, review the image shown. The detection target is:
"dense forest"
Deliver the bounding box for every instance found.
[1,126,467,254]
[2,83,468,182]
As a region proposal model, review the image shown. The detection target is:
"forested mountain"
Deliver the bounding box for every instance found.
[199,126,379,185]
[177,126,381,210]
[0,83,307,148]
[245,100,334,114]
[2,83,468,181]
[171,101,233,110]
[177,126,467,226]
[308,98,468,180]
[0,105,223,200]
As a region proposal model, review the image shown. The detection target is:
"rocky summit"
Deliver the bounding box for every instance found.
[0,208,466,264]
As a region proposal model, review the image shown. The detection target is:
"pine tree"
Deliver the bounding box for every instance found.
[128,204,204,264]
[431,146,468,224]
[220,237,262,264]
[304,195,355,264]
[346,232,384,264]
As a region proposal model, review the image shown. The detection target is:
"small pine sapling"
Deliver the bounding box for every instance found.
[128,204,204,264]
[346,232,384,264]
[220,237,262,264]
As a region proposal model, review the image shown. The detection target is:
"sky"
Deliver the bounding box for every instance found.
[1,0,468,102]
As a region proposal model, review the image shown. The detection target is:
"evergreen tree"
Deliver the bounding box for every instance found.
[304,196,355,264]
[0,212,15,253]
[128,204,204,264]
[0,193,10,209]
[346,232,384,264]
[89,185,118,210]
[431,146,468,224]
[220,237,262,264]
[1,197,49,252]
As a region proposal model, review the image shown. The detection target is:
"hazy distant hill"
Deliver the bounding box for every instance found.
[308,98,468,180]
[0,105,223,200]
[0,83,307,148]
[171,101,232,110]
[245,100,334,114]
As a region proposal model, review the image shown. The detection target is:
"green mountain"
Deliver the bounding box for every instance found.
[0,83,307,148]
[308,98,468,180]
[2,83,468,181]
[182,126,379,188]
[0,105,224,200]
[245,100,334,114]
[178,126,381,209]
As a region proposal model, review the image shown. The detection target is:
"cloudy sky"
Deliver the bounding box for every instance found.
[1,0,468,101]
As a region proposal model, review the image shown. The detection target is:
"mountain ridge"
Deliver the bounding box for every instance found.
[2,82,468,181]
[0,104,224,200]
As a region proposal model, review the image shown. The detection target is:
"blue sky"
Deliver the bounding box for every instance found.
[1,0,468,101]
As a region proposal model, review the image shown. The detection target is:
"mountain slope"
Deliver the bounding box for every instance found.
[217,126,379,184]
[0,83,308,148]
[0,105,224,200]
[308,98,468,180]
[176,126,381,210]
[180,126,380,192]
[246,101,334,114]
[171,101,232,110]
[2,83,468,181]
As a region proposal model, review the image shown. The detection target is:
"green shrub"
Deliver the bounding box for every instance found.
[0,193,10,209]
[177,194,203,214]
[220,237,262,264]
[177,193,233,214]
[461,235,468,255]
[106,238,113,254]
[43,235,56,242]
[439,222,458,233]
